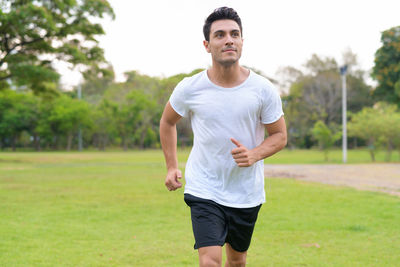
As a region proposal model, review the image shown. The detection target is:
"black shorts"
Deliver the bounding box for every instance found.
[184,193,262,252]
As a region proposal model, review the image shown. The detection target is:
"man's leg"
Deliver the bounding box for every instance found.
[198,246,222,267]
[224,243,247,267]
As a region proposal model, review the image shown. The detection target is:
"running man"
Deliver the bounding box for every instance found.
[160,7,287,267]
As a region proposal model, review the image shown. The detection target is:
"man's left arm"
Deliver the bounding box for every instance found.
[231,116,287,167]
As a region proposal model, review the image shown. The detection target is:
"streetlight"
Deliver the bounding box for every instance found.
[340,65,348,163]
[77,84,83,151]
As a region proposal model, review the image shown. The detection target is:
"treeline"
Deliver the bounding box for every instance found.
[1,49,400,156]
[1,50,400,156]
[281,53,373,149]
[279,25,400,161]
[281,45,400,161]
[0,69,201,151]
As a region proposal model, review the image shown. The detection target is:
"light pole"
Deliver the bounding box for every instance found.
[77,84,83,151]
[340,65,348,163]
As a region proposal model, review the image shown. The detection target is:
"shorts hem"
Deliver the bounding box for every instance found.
[194,241,225,250]
[226,241,249,252]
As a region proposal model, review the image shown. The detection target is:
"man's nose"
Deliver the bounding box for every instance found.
[225,35,234,45]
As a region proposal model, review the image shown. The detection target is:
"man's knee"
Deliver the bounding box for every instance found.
[199,246,222,267]
[225,243,247,267]
[200,255,222,267]
[225,257,246,267]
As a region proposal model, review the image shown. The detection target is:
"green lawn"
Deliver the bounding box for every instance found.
[262,148,400,164]
[0,150,399,266]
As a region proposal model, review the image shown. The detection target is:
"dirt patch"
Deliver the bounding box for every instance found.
[264,164,400,197]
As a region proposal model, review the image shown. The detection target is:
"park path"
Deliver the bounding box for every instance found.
[264,164,400,197]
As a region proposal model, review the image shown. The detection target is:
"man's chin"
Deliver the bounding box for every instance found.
[217,58,239,67]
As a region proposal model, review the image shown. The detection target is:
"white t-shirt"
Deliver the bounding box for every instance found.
[169,70,284,208]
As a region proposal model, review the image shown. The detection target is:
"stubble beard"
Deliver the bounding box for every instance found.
[213,53,241,68]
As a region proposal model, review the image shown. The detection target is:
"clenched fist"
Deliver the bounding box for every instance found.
[231,138,258,167]
[165,168,182,191]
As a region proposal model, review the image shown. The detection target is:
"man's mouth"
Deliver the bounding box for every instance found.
[223,48,236,52]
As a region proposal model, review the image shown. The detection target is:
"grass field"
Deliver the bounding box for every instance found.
[0,149,399,266]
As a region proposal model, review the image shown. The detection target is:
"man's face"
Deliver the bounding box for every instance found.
[203,19,243,67]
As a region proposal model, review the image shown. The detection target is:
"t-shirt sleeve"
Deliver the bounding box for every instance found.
[260,82,284,124]
[169,78,189,117]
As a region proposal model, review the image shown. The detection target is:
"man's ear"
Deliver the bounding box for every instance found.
[203,40,211,53]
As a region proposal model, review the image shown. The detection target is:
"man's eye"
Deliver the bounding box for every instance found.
[232,32,239,37]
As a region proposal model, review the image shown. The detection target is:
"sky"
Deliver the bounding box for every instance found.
[59,0,400,89]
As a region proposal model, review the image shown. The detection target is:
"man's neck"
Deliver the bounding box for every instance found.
[207,63,249,88]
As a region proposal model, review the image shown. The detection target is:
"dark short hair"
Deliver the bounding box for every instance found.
[203,7,242,41]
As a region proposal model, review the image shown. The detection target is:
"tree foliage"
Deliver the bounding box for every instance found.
[81,64,115,104]
[372,26,400,105]
[0,89,38,150]
[0,68,203,151]
[348,103,400,161]
[47,95,92,150]
[283,53,373,148]
[0,0,114,94]
[0,47,387,154]
[311,120,341,161]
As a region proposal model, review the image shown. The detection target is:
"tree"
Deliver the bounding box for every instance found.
[36,94,92,150]
[304,54,338,75]
[0,0,114,94]
[51,95,92,150]
[348,103,400,162]
[91,99,118,150]
[348,107,379,161]
[373,104,400,161]
[372,26,400,105]
[124,90,157,149]
[391,115,400,161]
[0,90,39,150]
[80,64,115,105]
[282,54,372,148]
[311,120,341,161]
[101,69,202,149]
[275,65,303,94]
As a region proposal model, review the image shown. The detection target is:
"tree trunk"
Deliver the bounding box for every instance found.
[385,142,393,162]
[67,133,73,151]
[122,135,128,151]
[94,134,100,150]
[368,148,375,162]
[100,134,106,151]
[11,136,16,151]
[33,134,41,151]
[103,135,108,151]
[139,128,146,149]
[53,135,58,150]
[368,140,375,162]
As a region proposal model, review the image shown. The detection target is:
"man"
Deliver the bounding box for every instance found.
[160,7,287,267]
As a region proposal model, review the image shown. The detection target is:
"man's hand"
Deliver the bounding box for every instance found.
[230,138,258,167]
[165,168,182,191]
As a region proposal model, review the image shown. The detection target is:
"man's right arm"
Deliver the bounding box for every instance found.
[159,101,183,191]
